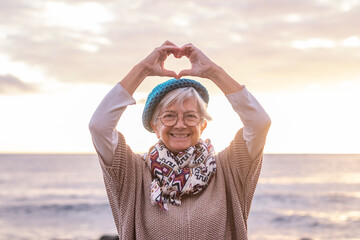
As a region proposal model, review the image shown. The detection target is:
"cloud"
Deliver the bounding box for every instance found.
[0,75,37,94]
[0,0,359,93]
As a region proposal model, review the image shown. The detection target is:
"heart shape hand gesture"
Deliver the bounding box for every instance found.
[122,40,242,95]
[141,41,215,79]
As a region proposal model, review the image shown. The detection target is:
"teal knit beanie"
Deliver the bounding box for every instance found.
[142,78,209,132]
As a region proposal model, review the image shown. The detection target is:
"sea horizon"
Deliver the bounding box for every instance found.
[1,153,360,240]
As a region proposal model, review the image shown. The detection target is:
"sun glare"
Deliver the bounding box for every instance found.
[260,81,360,154]
[171,17,190,27]
[79,43,99,53]
[44,2,114,33]
[341,2,352,11]
[2,80,360,153]
[292,38,335,49]
[342,36,360,47]
[283,14,301,22]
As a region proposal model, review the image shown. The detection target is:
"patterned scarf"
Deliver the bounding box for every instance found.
[144,139,216,210]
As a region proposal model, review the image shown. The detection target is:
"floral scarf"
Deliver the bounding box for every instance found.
[144,139,216,210]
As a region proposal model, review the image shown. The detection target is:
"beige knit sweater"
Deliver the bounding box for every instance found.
[98,128,263,240]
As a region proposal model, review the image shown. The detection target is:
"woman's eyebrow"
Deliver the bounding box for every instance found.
[162,110,198,114]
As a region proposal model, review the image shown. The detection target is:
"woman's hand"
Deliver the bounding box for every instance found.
[177,43,244,95]
[177,43,217,79]
[120,41,180,95]
[139,40,180,79]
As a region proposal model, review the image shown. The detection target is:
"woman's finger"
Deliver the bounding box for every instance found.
[161,40,178,47]
[159,45,180,57]
[161,69,178,78]
[180,43,196,58]
[177,69,194,79]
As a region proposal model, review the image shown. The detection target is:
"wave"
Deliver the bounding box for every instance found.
[320,193,360,204]
[249,208,360,239]
[0,202,110,216]
[272,213,332,228]
[254,192,360,209]
[271,210,360,231]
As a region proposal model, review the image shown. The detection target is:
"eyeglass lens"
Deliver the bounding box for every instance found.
[159,111,201,127]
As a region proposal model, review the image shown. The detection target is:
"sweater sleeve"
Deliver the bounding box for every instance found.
[226,87,271,160]
[98,132,141,236]
[219,128,264,220]
[89,83,136,165]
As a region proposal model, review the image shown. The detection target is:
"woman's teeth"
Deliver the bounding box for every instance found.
[170,134,190,138]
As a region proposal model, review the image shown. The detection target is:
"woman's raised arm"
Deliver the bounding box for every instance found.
[177,43,271,160]
[89,41,180,165]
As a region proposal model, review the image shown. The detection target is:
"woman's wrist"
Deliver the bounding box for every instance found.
[134,62,152,78]
[119,63,148,95]
[204,63,222,80]
[206,64,244,95]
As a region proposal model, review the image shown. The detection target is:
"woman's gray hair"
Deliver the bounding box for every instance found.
[151,87,212,127]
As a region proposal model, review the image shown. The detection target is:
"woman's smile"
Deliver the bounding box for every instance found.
[169,133,191,138]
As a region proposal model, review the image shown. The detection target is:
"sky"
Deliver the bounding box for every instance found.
[0,0,359,154]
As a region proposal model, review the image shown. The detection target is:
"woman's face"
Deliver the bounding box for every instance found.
[151,97,207,154]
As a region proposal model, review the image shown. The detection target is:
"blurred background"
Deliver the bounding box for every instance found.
[0,0,359,239]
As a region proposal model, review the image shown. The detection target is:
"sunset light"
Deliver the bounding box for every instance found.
[1,1,360,239]
[0,0,359,154]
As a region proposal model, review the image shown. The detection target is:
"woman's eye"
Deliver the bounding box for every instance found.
[186,114,198,119]
[163,113,176,118]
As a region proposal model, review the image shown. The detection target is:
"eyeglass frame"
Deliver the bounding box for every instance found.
[157,110,204,127]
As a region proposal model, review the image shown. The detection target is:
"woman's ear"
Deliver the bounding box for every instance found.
[150,122,160,139]
[200,121,207,134]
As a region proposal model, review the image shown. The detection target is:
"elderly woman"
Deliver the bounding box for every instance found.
[89,41,271,239]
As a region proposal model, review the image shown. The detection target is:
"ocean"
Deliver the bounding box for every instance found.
[0,154,359,240]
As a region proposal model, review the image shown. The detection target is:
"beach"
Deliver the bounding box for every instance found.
[0,153,359,240]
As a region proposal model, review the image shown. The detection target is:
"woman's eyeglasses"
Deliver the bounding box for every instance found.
[158,111,202,127]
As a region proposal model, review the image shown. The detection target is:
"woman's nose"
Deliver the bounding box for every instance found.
[174,115,186,128]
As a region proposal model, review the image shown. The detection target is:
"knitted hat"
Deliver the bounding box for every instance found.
[142,78,209,132]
